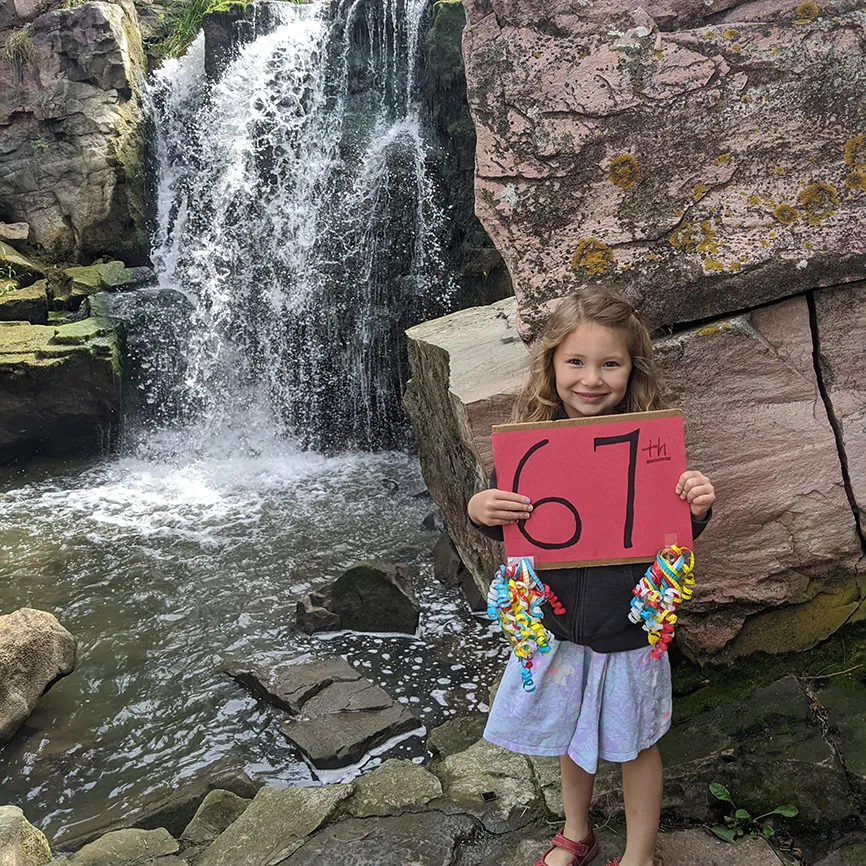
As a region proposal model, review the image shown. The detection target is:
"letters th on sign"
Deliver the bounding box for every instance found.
[491,410,693,569]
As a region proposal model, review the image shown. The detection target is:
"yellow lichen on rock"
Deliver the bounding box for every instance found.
[845,170,866,191]
[773,204,799,225]
[843,135,866,169]
[693,183,707,201]
[669,223,698,252]
[794,2,820,22]
[723,28,739,39]
[607,154,640,190]
[695,322,733,336]
[696,220,720,255]
[570,238,613,275]
[775,165,785,175]
[702,257,725,272]
[797,181,838,224]
[748,194,761,206]
[713,153,731,165]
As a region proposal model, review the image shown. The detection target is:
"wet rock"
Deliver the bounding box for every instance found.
[0,241,44,280]
[56,262,154,310]
[0,0,146,261]
[818,684,866,799]
[349,758,442,818]
[462,0,866,339]
[405,297,527,591]
[66,828,179,865]
[229,657,420,770]
[437,737,538,830]
[657,828,784,865]
[0,608,75,744]
[427,713,487,760]
[0,313,121,464]
[432,531,485,612]
[527,755,563,818]
[281,811,479,866]
[0,222,29,242]
[296,562,420,635]
[0,279,48,324]
[593,677,854,849]
[813,842,866,866]
[194,785,352,866]
[180,789,250,847]
[0,805,51,866]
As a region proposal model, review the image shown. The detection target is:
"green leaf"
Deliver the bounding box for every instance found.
[735,809,751,821]
[724,816,736,825]
[763,825,775,838]
[709,782,733,802]
[710,825,738,843]
[772,805,799,817]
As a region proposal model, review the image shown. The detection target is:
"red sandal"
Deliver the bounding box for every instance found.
[532,830,599,866]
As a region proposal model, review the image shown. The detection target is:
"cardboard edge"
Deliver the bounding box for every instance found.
[492,408,682,434]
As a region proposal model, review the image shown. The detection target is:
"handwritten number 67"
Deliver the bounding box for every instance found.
[510,429,639,550]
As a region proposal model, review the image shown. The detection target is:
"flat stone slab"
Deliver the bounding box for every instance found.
[230,657,419,770]
[350,758,442,818]
[280,812,479,866]
[66,828,179,865]
[180,789,250,846]
[657,828,784,865]
[195,785,352,866]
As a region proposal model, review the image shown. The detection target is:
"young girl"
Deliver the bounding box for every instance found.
[467,287,715,866]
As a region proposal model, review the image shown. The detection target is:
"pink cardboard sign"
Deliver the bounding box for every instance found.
[491,410,692,569]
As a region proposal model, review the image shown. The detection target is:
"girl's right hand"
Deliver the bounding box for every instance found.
[467,489,533,526]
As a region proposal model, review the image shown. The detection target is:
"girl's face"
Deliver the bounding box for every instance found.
[552,321,633,418]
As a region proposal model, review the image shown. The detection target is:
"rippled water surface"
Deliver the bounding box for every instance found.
[0,445,504,845]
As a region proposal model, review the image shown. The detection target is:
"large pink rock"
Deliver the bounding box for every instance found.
[813,281,866,531]
[462,0,866,337]
[405,294,866,658]
[656,296,865,657]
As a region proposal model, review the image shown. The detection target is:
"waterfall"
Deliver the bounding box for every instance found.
[145,0,453,453]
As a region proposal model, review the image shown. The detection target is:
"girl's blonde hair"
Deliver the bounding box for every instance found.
[512,286,672,423]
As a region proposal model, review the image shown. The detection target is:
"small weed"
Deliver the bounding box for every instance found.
[4,27,36,66]
[708,782,798,843]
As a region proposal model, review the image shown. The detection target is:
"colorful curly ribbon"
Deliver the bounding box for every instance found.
[487,558,566,692]
[628,545,696,658]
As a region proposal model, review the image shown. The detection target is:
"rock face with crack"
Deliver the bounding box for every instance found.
[228,657,420,770]
[462,0,866,338]
[0,0,147,261]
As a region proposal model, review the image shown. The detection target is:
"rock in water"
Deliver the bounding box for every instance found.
[229,657,419,770]
[0,806,52,866]
[0,608,76,744]
[296,561,420,635]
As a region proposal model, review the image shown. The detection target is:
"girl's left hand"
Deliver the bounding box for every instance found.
[676,470,715,519]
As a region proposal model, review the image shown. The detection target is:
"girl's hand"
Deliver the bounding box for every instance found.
[468,488,533,526]
[676,470,715,519]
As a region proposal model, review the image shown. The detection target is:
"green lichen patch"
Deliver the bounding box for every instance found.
[607,154,640,190]
[570,238,613,275]
[845,170,866,192]
[797,181,838,225]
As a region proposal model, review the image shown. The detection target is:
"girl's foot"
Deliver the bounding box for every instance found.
[533,830,598,866]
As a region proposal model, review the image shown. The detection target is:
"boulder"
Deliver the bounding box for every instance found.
[462,0,866,338]
[0,222,29,242]
[405,297,528,585]
[0,312,121,463]
[0,806,51,866]
[427,713,488,760]
[296,562,420,635]
[0,0,146,261]
[194,785,352,866]
[657,829,784,866]
[432,532,485,612]
[0,607,75,744]
[65,828,179,865]
[180,789,250,847]
[349,758,443,818]
[228,657,420,770]
[657,297,865,658]
[0,279,48,324]
[405,293,866,658]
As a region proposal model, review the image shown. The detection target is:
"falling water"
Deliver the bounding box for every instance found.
[146,0,453,452]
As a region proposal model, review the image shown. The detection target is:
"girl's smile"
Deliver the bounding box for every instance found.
[552,322,632,418]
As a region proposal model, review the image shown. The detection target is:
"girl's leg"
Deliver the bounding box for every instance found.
[544,755,596,866]
[619,744,663,866]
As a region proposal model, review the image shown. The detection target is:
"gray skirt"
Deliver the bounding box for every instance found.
[483,639,672,773]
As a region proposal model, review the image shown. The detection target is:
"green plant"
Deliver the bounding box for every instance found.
[708,782,798,843]
[3,27,36,66]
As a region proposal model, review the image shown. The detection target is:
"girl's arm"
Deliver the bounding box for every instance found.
[467,469,532,541]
